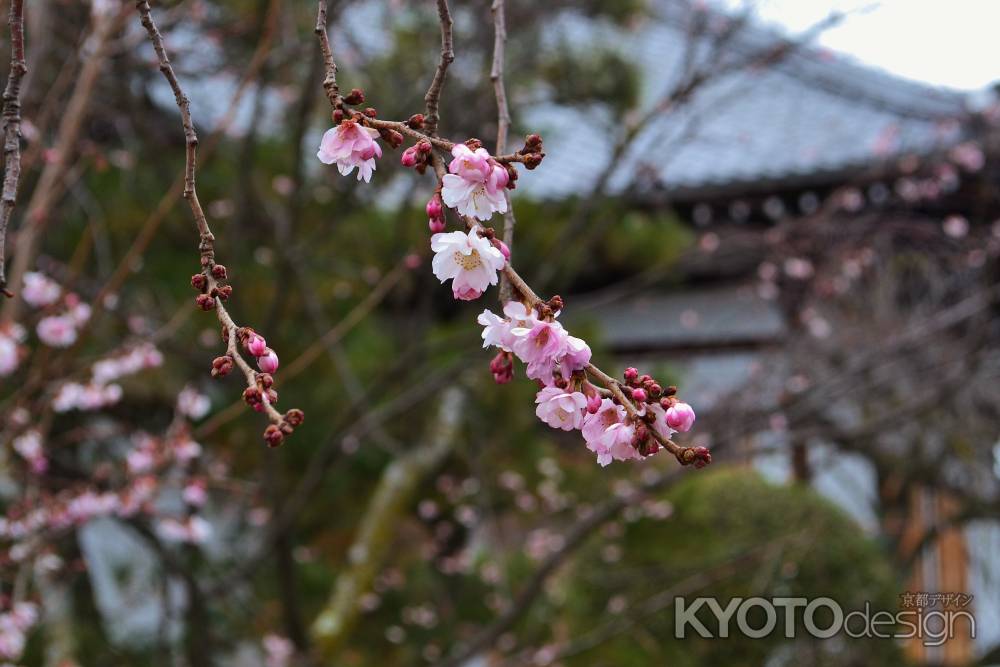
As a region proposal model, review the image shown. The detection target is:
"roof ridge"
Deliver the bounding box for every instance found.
[650,0,968,121]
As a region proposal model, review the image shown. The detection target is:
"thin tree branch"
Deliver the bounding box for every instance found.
[491,0,517,303]
[0,0,26,297]
[136,0,300,440]
[423,0,454,137]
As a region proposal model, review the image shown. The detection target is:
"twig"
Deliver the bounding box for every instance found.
[491,0,517,303]
[0,0,26,297]
[136,0,298,438]
[423,0,454,136]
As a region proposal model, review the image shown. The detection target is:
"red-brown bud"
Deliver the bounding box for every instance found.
[284,408,305,427]
[344,88,365,105]
[524,133,543,150]
[263,424,284,448]
[407,113,425,129]
[243,387,261,406]
[363,107,377,118]
[211,264,227,280]
[216,285,233,301]
[417,140,432,154]
[464,138,483,150]
[195,294,216,311]
[257,372,274,389]
[211,355,233,378]
[191,274,207,291]
[523,153,544,170]
[332,108,345,124]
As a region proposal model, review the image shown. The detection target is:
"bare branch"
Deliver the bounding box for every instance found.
[491,0,518,303]
[423,0,454,136]
[0,0,26,297]
[136,0,301,442]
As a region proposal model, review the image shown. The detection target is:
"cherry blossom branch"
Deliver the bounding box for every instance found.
[0,0,26,298]
[136,0,302,445]
[312,1,701,469]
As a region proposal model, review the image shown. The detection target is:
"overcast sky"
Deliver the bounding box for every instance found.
[717,0,1000,90]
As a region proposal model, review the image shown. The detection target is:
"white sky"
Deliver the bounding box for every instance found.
[718,0,1000,90]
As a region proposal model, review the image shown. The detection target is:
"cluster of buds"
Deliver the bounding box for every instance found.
[240,328,280,375]
[426,192,446,234]
[622,366,696,432]
[190,264,231,311]
[263,408,305,448]
[330,98,404,150]
[401,139,434,174]
[517,133,545,170]
[242,372,278,414]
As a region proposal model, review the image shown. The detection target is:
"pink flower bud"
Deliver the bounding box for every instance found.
[623,367,639,382]
[453,285,483,301]
[494,239,510,261]
[665,402,696,432]
[586,393,602,414]
[257,348,279,374]
[429,217,446,234]
[631,388,648,403]
[401,145,419,167]
[426,195,443,219]
[245,332,267,357]
[489,351,514,385]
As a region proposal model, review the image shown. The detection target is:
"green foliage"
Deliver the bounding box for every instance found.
[555,468,905,666]
[540,47,642,110]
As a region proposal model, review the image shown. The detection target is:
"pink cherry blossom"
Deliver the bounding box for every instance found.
[36,314,78,347]
[582,399,637,467]
[431,227,506,301]
[562,335,592,373]
[177,385,211,420]
[12,430,47,474]
[316,120,382,182]
[512,319,569,383]
[21,271,61,307]
[441,144,508,221]
[534,386,587,431]
[665,402,696,432]
[183,480,208,506]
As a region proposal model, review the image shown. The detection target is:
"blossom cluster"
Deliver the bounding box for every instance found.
[479,302,701,466]
[25,273,92,348]
[53,342,164,413]
[0,602,38,662]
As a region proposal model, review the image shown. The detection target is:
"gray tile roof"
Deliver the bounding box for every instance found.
[520,1,971,201]
[571,284,785,350]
